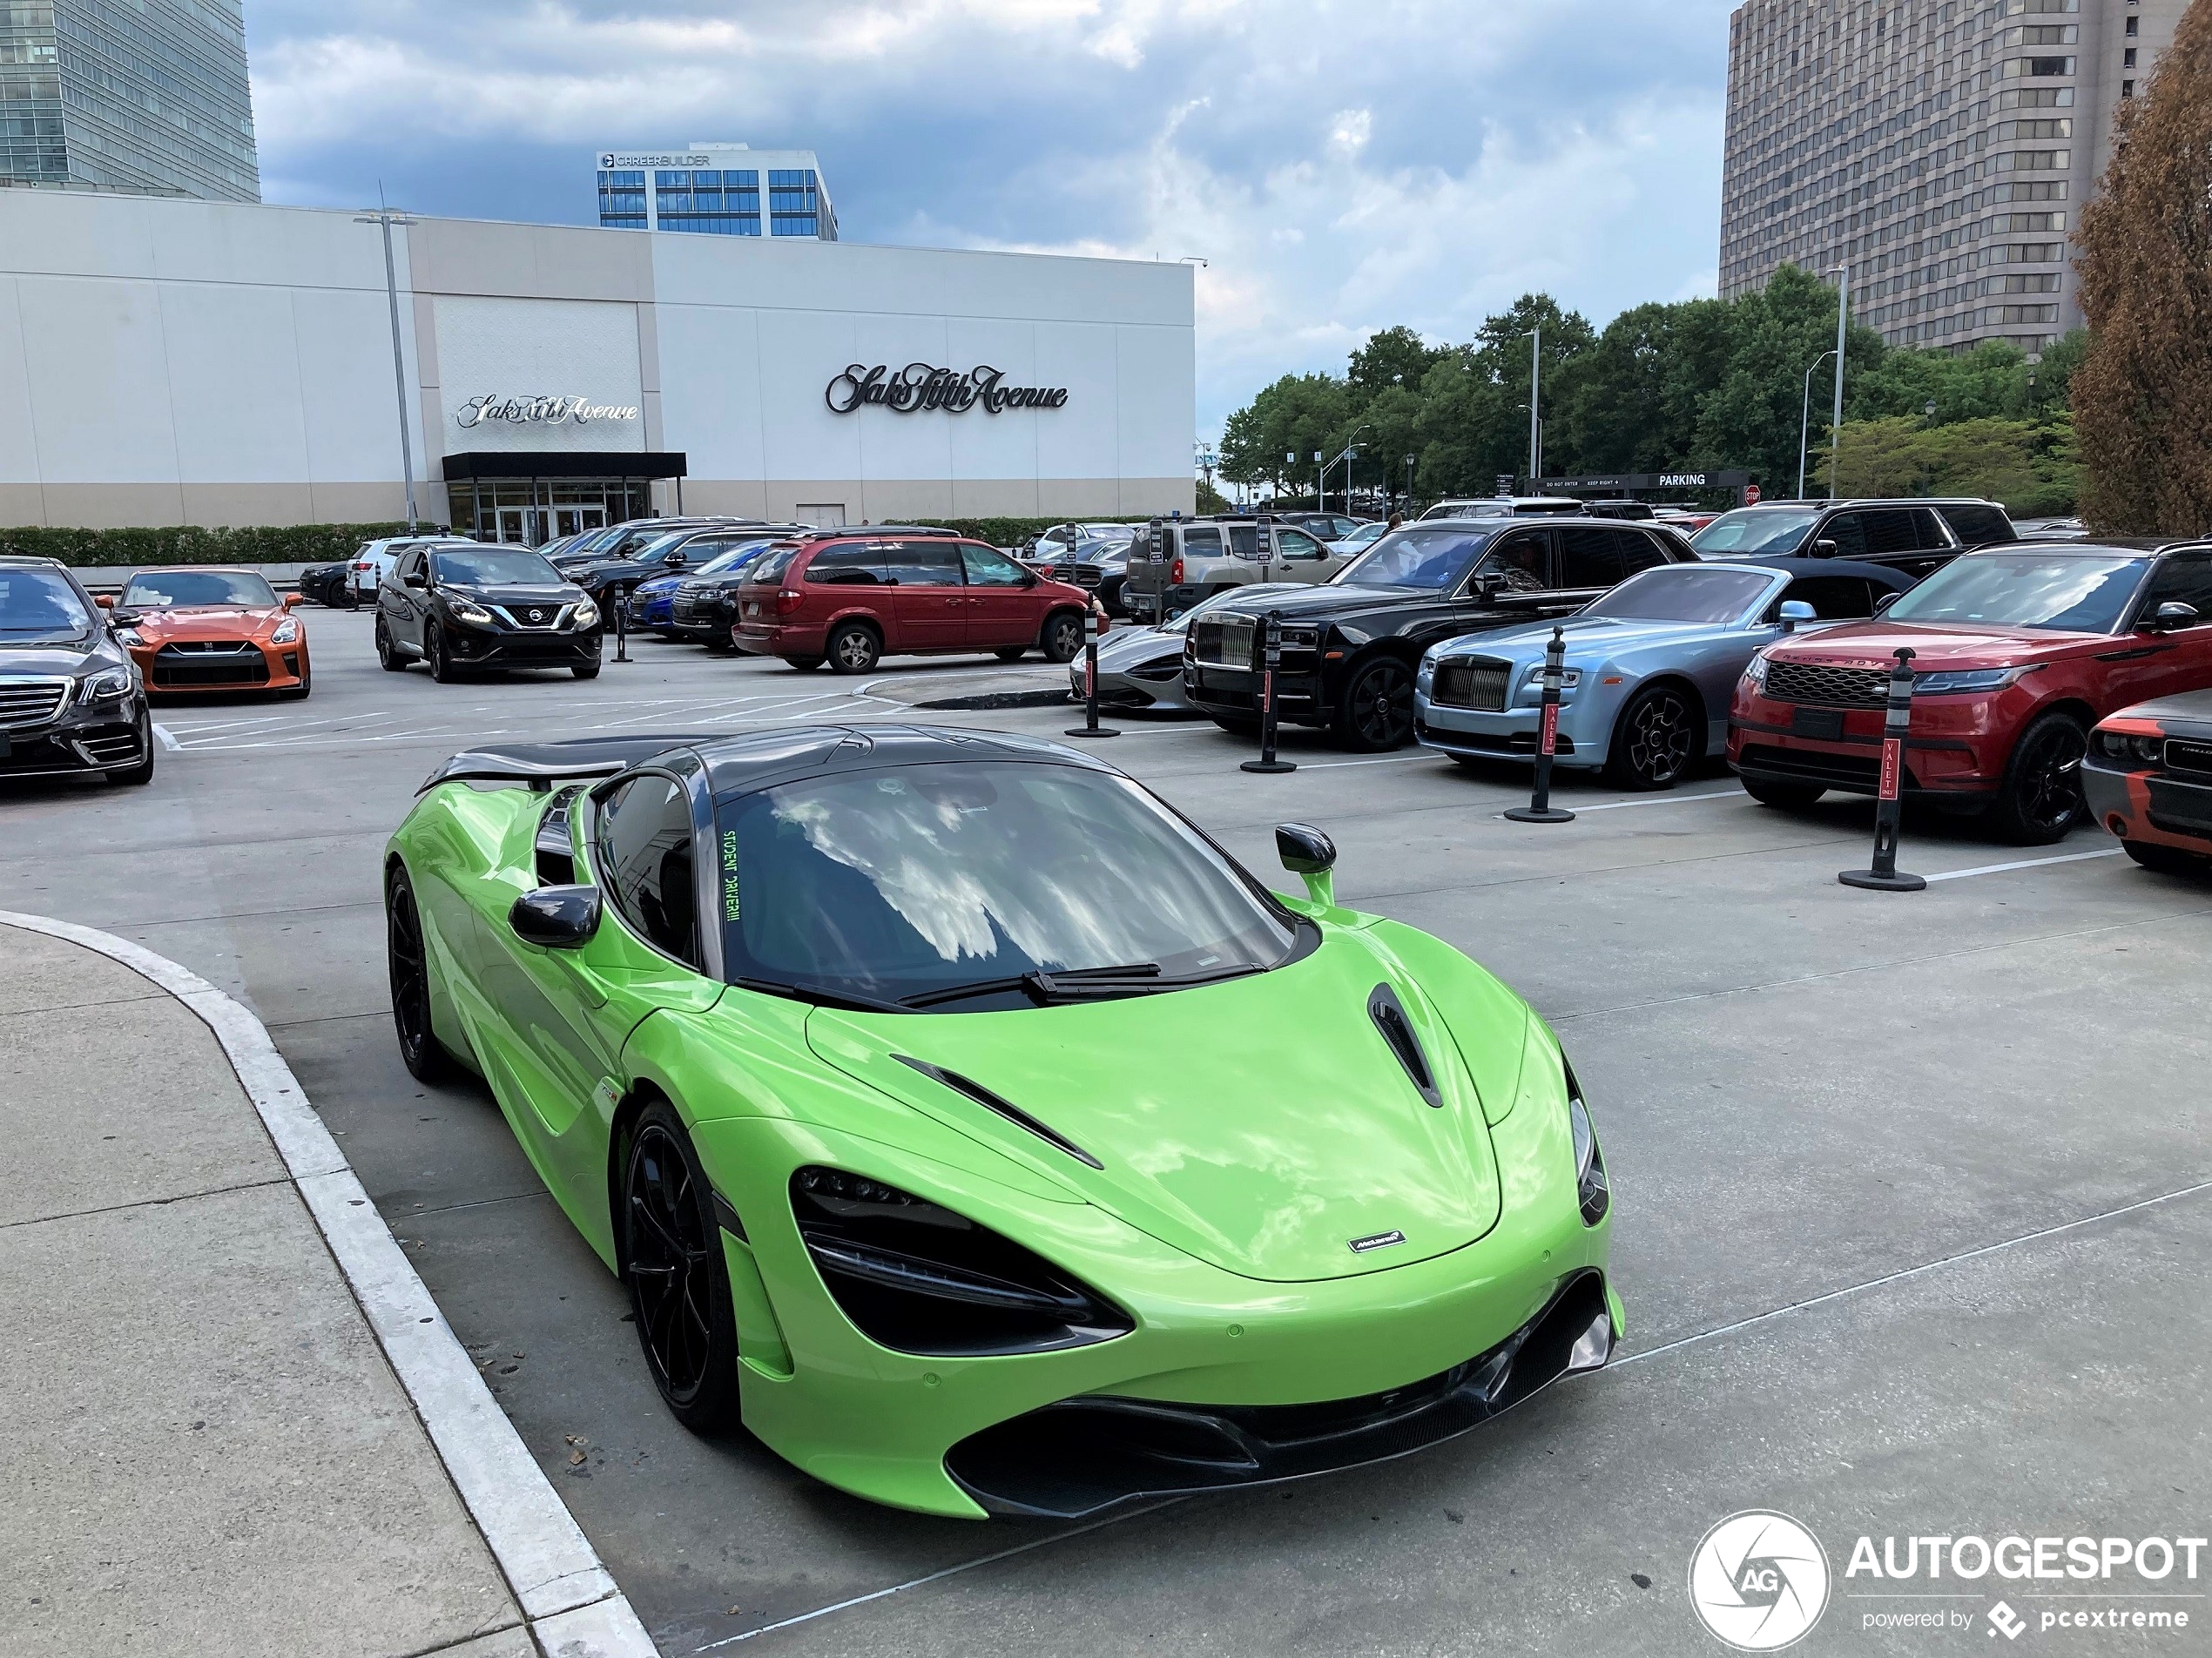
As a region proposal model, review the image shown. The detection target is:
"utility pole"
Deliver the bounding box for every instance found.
[356,190,421,531]
[1527,323,1541,487]
[1829,263,1850,501]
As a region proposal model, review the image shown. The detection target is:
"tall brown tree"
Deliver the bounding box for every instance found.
[2073,0,2212,535]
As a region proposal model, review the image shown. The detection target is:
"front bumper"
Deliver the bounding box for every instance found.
[1727,686,2014,799]
[1183,661,1331,725]
[2083,754,2212,854]
[443,621,603,668]
[1414,690,1599,766]
[0,693,149,780]
[132,638,306,693]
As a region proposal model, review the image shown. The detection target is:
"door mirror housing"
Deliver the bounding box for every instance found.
[1474,571,1507,606]
[2147,600,2201,633]
[1873,590,1899,613]
[1275,822,1338,907]
[1777,599,1816,633]
[108,607,144,628]
[1811,537,1840,557]
[402,570,427,589]
[281,592,305,610]
[509,885,603,949]
[95,593,115,610]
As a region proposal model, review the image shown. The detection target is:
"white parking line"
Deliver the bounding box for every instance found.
[1493,787,1742,819]
[1925,846,2124,882]
[1296,752,1437,771]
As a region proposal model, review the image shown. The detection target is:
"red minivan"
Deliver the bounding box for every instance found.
[733,530,1094,673]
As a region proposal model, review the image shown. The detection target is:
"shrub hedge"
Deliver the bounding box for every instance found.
[1,515,1171,568]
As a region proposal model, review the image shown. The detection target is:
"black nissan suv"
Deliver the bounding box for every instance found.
[375,543,604,682]
[0,555,154,785]
[1183,515,1695,751]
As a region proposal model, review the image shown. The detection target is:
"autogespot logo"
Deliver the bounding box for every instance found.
[1689,1511,1832,1651]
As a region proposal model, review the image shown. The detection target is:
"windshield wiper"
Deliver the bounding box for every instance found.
[899,962,1162,1010]
[732,975,909,1015]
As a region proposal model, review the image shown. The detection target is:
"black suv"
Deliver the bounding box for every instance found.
[375,543,604,682]
[0,555,153,785]
[1184,515,1695,751]
[1689,497,2015,579]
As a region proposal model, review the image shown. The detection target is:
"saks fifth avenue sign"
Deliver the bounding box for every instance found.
[825,363,1069,416]
[455,394,641,430]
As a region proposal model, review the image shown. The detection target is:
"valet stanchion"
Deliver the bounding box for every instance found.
[1503,626,1575,824]
[610,579,632,664]
[1241,610,1297,774]
[1064,605,1119,739]
[1840,645,1925,892]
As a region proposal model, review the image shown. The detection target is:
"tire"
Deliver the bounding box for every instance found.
[2122,839,2209,876]
[1041,610,1084,664]
[826,623,880,674]
[374,617,407,672]
[426,622,457,684]
[782,656,824,672]
[1603,683,1699,791]
[385,863,453,1082]
[1335,656,1417,751]
[618,1101,741,1433]
[571,654,602,680]
[995,646,1028,663]
[278,653,312,700]
[1741,775,1826,810]
[1988,710,2088,845]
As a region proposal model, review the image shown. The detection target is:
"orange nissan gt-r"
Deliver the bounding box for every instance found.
[106,567,312,698]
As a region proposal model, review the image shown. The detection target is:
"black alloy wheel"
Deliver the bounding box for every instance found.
[1991,711,2087,845]
[620,1103,739,1431]
[995,646,1028,663]
[1605,684,1698,791]
[1338,656,1416,751]
[426,622,458,684]
[375,617,406,672]
[384,863,451,1082]
[827,623,880,675]
[782,656,824,671]
[571,650,602,680]
[278,653,313,701]
[1042,611,1084,664]
[106,711,156,786]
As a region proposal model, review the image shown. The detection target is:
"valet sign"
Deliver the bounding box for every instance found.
[825,362,1069,416]
[455,394,641,430]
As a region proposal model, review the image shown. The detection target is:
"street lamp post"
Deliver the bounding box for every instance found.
[1528,323,1541,485]
[1829,262,1851,501]
[355,195,421,532]
[1798,348,1838,502]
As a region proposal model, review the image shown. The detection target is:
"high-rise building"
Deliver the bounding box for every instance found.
[0,0,258,200]
[592,143,838,239]
[1720,0,2186,353]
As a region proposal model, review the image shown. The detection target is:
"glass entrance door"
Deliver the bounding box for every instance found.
[496,507,543,545]
[555,505,606,539]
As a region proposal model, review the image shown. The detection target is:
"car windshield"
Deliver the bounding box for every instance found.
[1336,527,1495,590]
[744,544,804,585]
[120,570,277,608]
[1584,566,1777,623]
[0,567,93,640]
[1882,553,2149,633]
[432,549,563,586]
[1689,509,1821,556]
[1336,522,1389,548]
[717,760,1298,1008]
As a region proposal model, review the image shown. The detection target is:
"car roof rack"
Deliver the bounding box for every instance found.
[418,735,722,794]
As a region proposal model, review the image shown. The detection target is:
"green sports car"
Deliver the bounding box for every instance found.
[382,727,1620,1519]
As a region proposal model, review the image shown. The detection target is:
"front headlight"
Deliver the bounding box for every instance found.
[1912,665,2021,694]
[1740,653,1770,690]
[1521,663,1582,692]
[443,596,496,625]
[571,599,600,629]
[84,667,134,701]
[271,617,300,644]
[1278,626,1320,648]
[1563,1059,1609,1226]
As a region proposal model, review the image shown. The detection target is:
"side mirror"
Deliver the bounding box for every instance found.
[1276,821,1338,908]
[95,593,115,610]
[108,607,145,628]
[665,549,686,565]
[1777,599,1816,634]
[509,885,602,949]
[1873,591,1899,613]
[1811,538,1840,557]
[281,592,305,610]
[1474,571,1507,606]
[2148,601,2200,633]
[402,570,427,589]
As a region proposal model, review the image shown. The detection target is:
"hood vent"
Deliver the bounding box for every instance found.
[895,1055,1104,1169]
[1367,984,1442,1108]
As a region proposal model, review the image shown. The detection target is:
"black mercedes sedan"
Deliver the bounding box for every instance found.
[1183,516,1695,751]
[0,556,153,785]
[374,543,603,682]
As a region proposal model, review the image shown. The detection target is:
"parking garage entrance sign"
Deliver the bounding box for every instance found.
[825,363,1069,415]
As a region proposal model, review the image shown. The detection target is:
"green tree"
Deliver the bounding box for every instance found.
[1817,414,2079,515]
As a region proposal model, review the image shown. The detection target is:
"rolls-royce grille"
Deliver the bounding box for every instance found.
[152,643,267,688]
[1433,658,1511,711]
[0,677,71,726]
[1764,660,1889,708]
[1193,616,1258,670]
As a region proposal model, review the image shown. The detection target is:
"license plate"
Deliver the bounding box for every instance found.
[1792,707,1845,740]
[745,603,759,617]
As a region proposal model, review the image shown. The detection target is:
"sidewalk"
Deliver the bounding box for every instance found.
[0,917,653,1658]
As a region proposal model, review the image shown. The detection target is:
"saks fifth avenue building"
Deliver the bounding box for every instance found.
[0,190,1197,539]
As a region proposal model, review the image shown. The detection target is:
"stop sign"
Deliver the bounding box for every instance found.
[1744,483,1763,505]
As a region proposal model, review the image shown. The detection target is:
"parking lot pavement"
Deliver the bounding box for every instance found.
[3,606,2207,1655]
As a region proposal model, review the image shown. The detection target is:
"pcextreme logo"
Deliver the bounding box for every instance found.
[1689,1511,1832,1650]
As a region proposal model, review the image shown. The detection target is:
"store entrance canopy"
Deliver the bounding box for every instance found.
[442,451,688,482]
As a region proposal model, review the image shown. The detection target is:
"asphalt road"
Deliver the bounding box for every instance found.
[4,605,2207,1656]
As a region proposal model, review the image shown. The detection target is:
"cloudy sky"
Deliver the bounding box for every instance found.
[246,0,1737,436]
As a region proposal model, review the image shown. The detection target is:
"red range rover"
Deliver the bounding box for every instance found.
[733,529,1093,673]
[1729,539,2212,843]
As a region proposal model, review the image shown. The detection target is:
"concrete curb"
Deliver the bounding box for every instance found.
[0,909,658,1658]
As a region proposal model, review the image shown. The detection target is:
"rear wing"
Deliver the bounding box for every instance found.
[417,734,719,793]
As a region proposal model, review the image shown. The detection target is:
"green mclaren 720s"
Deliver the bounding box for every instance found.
[381,725,1619,1519]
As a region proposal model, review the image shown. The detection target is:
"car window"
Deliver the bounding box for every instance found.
[1858,509,1921,556]
[1475,532,1550,592]
[1618,529,1672,575]
[1691,509,1820,556]
[1183,527,1223,558]
[2136,556,2212,627]
[432,549,562,586]
[883,540,965,588]
[1776,576,1877,619]
[596,773,702,970]
[0,567,93,640]
[1558,525,1623,589]
[805,543,888,586]
[1225,523,1259,560]
[393,549,425,584]
[1938,504,2013,545]
[1585,566,1774,622]
[960,543,1031,587]
[1337,527,1494,589]
[1818,513,1868,559]
[1909,508,1955,550]
[745,545,802,585]
[1885,553,2148,633]
[1277,528,1327,561]
[120,570,279,608]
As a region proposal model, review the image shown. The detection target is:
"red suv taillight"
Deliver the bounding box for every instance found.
[1170,557,1184,584]
[774,589,803,617]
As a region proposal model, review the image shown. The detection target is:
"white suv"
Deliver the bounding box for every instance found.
[349,536,477,601]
